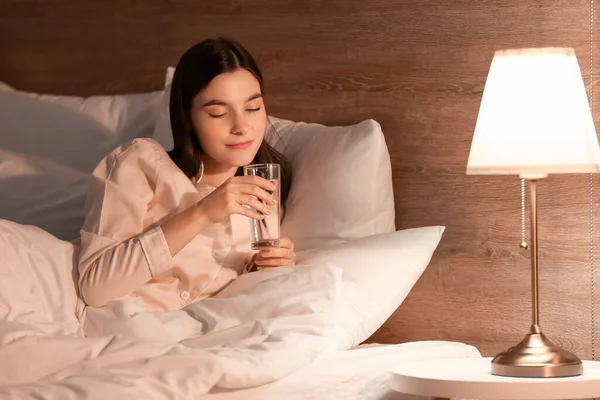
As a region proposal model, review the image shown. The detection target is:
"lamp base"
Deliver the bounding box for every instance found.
[491,325,582,378]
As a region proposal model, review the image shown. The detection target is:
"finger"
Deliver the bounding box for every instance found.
[237,184,277,205]
[257,248,295,260]
[278,238,294,250]
[256,258,296,267]
[234,203,265,220]
[239,175,277,192]
[238,194,272,216]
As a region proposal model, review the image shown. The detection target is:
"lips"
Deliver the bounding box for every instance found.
[226,140,254,150]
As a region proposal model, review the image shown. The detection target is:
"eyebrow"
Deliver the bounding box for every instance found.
[202,93,263,107]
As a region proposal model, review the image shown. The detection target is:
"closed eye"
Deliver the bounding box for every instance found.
[247,107,262,112]
[208,113,227,118]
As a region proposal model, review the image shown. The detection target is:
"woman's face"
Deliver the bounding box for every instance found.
[190,68,267,170]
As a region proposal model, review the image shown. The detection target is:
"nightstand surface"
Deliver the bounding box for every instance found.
[389,357,600,399]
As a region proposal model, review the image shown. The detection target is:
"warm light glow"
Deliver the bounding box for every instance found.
[466,47,600,179]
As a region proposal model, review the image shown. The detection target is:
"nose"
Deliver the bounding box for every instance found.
[231,114,250,136]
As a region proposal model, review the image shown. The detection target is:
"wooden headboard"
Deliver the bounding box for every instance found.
[1,0,596,358]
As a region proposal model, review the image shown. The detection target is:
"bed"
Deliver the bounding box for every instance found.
[0,75,481,397]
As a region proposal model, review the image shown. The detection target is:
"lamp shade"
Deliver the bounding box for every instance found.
[466,47,600,179]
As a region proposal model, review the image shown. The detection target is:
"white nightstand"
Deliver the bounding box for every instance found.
[389,357,600,400]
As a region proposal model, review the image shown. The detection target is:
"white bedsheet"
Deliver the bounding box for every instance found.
[206,341,482,400]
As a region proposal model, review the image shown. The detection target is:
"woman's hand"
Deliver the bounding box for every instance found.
[195,175,277,224]
[254,238,296,268]
[161,175,276,258]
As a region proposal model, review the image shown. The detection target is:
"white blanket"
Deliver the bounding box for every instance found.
[0,220,480,399]
[0,262,344,399]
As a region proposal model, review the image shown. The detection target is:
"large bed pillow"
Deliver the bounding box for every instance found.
[152,68,395,252]
[0,81,13,92]
[299,226,445,349]
[0,149,90,242]
[0,80,165,240]
[0,81,163,173]
[217,226,444,350]
[151,67,176,151]
[270,117,395,251]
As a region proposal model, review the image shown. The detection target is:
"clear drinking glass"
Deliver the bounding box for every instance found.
[243,163,281,250]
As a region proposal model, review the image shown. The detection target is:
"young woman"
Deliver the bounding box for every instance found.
[78,38,295,312]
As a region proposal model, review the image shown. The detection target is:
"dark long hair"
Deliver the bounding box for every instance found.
[167,37,292,207]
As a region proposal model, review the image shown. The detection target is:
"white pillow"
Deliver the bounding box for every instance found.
[152,67,176,151]
[152,68,396,252]
[299,226,445,349]
[0,81,13,92]
[218,226,445,350]
[271,117,395,251]
[0,149,90,241]
[0,219,83,343]
[0,80,166,239]
[0,81,163,173]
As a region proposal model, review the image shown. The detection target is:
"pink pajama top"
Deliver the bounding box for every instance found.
[78,138,255,311]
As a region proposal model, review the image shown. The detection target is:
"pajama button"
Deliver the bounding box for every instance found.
[180,291,190,300]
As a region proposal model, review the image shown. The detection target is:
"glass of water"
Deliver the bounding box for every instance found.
[243,163,281,250]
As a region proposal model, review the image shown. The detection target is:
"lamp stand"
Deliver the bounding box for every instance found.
[491,179,583,378]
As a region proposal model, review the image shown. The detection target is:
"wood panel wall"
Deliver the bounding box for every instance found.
[0,0,597,359]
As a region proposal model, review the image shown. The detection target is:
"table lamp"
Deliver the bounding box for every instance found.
[467,47,600,378]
